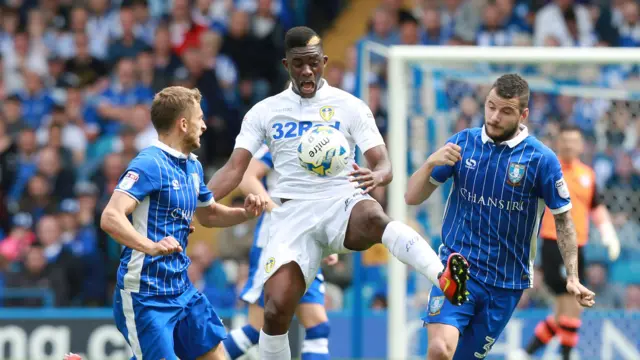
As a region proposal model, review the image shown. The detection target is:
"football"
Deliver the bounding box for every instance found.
[298,126,350,177]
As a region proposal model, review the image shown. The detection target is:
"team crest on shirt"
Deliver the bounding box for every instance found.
[507,163,527,186]
[319,106,335,121]
[119,171,139,190]
[265,257,276,273]
[191,173,200,195]
[171,179,180,190]
[428,296,445,316]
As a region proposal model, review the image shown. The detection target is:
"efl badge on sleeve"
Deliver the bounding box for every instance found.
[507,163,526,186]
[556,178,570,199]
[119,171,139,190]
[319,106,335,122]
[429,296,445,316]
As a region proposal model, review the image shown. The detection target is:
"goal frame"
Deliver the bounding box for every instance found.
[359,44,640,359]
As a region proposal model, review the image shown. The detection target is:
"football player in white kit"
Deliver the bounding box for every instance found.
[207,26,470,359]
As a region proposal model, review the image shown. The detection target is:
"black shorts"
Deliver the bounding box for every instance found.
[541,238,586,295]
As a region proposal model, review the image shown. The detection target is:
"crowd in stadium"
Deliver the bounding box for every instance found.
[0,0,639,313]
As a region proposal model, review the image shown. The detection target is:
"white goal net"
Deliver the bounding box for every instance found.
[357,44,640,359]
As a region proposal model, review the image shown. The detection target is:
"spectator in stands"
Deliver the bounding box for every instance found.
[129,104,157,151]
[398,15,421,45]
[36,215,84,305]
[625,284,640,309]
[618,0,640,47]
[585,263,625,308]
[420,7,447,45]
[150,24,184,92]
[94,57,153,137]
[362,6,400,47]
[0,213,36,264]
[477,2,513,46]
[64,32,109,91]
[5,244,68,307]
[36,146,76,201]
[17,71,55,129]
[7,129,39,209]
[36,105,87,165]
[18,173,56,223]
[169,0,208,56]
[106,5,148,67]
[91,152,125,207]
[2,94,26,139]
[131,0,157,47]
[87,0,119,60]
[534,0,595,47]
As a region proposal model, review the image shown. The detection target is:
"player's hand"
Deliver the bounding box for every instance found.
[148,236,183,256]
[323,254,339,266]
[426,143,462,168]
[244,194,267,218]
[348,163,385,194]
[566,276,595,307]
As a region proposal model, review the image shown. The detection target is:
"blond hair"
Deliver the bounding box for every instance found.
[150,86,202,133]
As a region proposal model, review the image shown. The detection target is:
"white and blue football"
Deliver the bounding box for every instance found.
[298,126,350,177]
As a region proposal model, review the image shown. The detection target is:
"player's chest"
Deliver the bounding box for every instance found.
[154,165,200,213]
[456,146,538,195]
[267,103,346,143]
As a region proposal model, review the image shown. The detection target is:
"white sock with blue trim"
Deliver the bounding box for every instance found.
[302,322,330,359]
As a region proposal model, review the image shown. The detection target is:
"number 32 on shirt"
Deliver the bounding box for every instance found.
[272,121,341,140]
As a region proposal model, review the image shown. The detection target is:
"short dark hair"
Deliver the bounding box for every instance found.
[150,86,202,133]
[491,74,530,112]
[284,26,322,53]
[559,123,583,134]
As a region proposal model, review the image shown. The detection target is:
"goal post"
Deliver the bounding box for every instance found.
[357,42,640,359]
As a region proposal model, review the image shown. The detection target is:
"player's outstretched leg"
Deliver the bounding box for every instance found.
[260,262,307,360]
[344,200,469,305]
[223,303,263,359]
[297,303,331,359]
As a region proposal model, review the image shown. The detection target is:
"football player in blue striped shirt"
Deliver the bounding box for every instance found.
[406,74,596,360]
[101,86,267,360]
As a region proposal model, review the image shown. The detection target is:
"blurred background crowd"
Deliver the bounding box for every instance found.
[0,0,639,316]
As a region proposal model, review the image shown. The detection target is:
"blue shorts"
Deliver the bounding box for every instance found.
[423,275,523,359]
[240,245,325,307]
[113,285,226,360]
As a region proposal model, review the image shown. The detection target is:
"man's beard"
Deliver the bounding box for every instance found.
[487,123,520,143]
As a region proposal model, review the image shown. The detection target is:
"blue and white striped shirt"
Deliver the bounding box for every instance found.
[431,126,572,289]
[114,140,214,295]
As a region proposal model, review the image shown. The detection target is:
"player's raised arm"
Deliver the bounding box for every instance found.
[207,104,266,201]
[101,165,181,257]
[405,142,462,205]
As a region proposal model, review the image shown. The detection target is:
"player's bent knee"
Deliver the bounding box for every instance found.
[427,338,455,360]
[263,295,294,331]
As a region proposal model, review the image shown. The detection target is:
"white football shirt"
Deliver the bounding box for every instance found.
[234,81,385,200]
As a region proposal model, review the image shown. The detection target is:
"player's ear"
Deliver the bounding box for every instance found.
[281,58,288,70]
[323,55,328,65]
[520,107,529,122]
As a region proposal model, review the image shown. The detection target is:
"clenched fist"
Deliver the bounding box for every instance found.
[427,143,462,168]
[147,236,183,256]
[244,193,268,218]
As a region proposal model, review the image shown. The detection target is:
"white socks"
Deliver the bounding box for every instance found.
[259,330,291,360]
[381,221,444,286]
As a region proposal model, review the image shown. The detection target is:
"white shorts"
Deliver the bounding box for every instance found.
[243,190,374,303]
